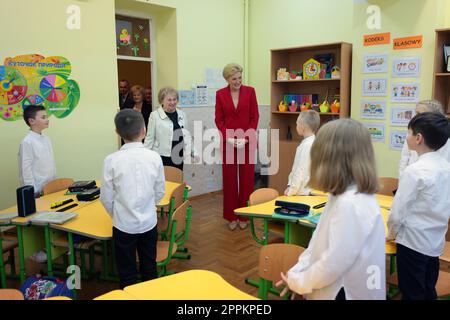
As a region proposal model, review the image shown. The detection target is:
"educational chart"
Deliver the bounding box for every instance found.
[390,131,407,150]
[0,54,80,121]
[364,54,389,73]
[392,57,421,77]
[391,106,416,126]
[361,100,386,120]
[362,78,388,96]
[363,123,386,142]
[391,82,420,103]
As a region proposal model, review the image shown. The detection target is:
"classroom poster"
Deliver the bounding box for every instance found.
[391,82,420,103]
[391,106,416,126]
[362,78,388,96]
[361,100,386,120]
[363,54,389,73]
[179,90,195,107]
[0,54,80,121]
[363,122,386,142]
[392,57,421,77]
[194,85,209,106]
[390,131,407,150]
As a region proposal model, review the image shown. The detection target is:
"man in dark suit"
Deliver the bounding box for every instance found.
[119,79,134,109]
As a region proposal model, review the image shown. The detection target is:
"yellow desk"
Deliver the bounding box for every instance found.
[94,290,138,300]
[124,270,258,300]
[311,190,394,210]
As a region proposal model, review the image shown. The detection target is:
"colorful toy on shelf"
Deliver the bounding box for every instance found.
[319,100,330,113]
[277,68,289,80]
[300,102,311,112]
[289,100,298,112]
[289,71,301,80]
[331,66,341,79]
[303,58,321,80]
[331,100,340,113]
[278,100,288,112]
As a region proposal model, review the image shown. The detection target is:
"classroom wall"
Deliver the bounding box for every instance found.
[0,0,246,207]
[247,0,449,178]
[0,0,118,208]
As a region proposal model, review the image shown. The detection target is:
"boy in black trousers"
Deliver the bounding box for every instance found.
[388,112,450,300]
[100,109,165,288]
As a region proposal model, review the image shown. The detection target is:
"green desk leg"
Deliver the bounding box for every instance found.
[17,225,26,283]
[102,240,108,280]
[0,236,5,288]
[388,254,400,299]
[245,219,269,289]
[67,232,77,299]
[284,222,290,244]
[44,225,53,277]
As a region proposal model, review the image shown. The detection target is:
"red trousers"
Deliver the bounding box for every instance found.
[221,143,255,222]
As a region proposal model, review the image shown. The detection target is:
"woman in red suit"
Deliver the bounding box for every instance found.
[215,63,259,231]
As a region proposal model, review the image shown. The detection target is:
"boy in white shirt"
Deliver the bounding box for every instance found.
[100,109,165,289]
[284,110,320,196]
[388,112,450,300]
[18,105,57,198]
[399,99,450,178]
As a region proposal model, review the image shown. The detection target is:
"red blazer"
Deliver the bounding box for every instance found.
[215,85,259,141]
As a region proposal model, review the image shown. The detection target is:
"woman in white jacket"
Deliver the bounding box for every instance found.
[399,100,450,178]
[276,119,386,300]
[144,87,198,171]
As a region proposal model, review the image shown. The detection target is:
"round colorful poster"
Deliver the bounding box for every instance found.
[22,94,45,107]
[0,66,27,105]
[40,74,69,103]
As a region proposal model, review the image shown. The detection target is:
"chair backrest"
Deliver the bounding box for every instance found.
[171,183,186,211]
[258,243,305,282]
[164,166,183,183]
[169,200,191,237]
[0,289,24,300]
[378,177,398,196]
[42,178,75,195]
[249,188,280,206]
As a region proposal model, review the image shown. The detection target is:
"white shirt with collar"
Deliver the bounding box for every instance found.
[144,107,198,159]
[287,135,315,196]
[399,139,450,178]
[100,142,165,234]
[18,130,57,194]
[287,185,386,300]
[388,151,450,257]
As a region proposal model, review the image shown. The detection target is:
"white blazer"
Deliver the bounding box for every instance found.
[144,107,198,158]
[287,185,386,300]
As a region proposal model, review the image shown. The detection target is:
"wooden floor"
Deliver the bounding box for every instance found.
[5,191,280,300]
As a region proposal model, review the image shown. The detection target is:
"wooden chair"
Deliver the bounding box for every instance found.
[42,178,74,195]
[0,289,24,300]
[157,200,192,276]
[158,183,186,241]
[378,177,398,196]
[258,243,305,299]
[248,188,283,244]
[163,166,190,200]
[164,166,183,183]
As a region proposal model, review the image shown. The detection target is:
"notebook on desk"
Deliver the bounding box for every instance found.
[30,212,78,225]
[0,212,19,221]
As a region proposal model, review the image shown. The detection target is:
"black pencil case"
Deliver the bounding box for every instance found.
[69,180,97,192]
[76,188,100,201]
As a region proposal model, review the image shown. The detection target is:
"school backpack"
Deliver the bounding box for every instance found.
[19,275,74,300]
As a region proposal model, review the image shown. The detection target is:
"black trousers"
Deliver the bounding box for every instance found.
[113,226,158,289]
[335,287,346,300]
[396,243,439,300]
[161,155,183,171]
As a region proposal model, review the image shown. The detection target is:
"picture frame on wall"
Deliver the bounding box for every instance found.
[362,78,388,96]
[392,57,421,77]
[391,82,420,103]
[363,122,386,142]
[391,106,416,126]
[361,100,387,120]
[363,54,389,73]
[390,131,407,150]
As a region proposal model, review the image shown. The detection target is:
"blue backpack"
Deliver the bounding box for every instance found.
[19,275,74,300]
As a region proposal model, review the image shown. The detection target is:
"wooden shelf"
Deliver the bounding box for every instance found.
[435,73,450,76]
[433,29,450,113]
[272,111,340,116]
[269,42,352,194]
[272,78,340,83]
